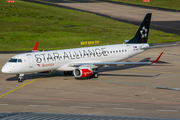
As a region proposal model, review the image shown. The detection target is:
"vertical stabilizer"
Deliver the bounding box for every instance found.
[127,13,152,43]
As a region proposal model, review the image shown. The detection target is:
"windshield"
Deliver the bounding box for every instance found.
[8,58,22,63]
[8,58,17,62]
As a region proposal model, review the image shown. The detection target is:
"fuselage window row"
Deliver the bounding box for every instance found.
[105,49,128,54]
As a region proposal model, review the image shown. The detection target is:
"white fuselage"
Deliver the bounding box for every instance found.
[1,43,149,74]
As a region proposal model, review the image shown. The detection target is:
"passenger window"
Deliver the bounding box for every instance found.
[18,59,22,62]
[119,50,121,52]
[122,50,124,52]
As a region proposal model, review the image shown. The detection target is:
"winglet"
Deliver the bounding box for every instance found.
[32,40,39,52]
[152,52,163,63]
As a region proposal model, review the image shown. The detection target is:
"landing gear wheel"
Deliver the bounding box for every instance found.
[90,72,98,78]
[63,71,68,75]
[63,71,73,76]
[18,74,24,83]
[93,72,98,78]
[18,78,23,83]
[67,71,73,75]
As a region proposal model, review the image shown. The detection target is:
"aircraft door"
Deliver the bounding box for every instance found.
[126,45,132,57]
[27,54,34,68]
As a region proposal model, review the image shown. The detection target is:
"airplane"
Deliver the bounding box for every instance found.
[1,13,175,82]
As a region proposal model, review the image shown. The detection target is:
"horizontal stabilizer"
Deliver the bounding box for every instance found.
[124,40,129,43]
[142,44,178,49]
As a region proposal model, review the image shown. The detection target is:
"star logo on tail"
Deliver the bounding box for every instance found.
[140,26,148,38]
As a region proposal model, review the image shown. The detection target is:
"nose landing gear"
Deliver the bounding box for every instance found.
[18,74,24,82]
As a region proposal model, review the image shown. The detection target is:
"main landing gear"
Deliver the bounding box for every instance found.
[18,74,24,83]
[63,71,73,76]
[90,72,98,78]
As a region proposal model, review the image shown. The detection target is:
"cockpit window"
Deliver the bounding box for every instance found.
[18,59,22,62]
[8,58,17,62]
[8,58,22,63]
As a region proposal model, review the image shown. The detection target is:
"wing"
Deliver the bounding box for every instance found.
[70,52,163,68]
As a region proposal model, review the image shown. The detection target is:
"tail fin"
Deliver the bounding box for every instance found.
[127,13,152,44]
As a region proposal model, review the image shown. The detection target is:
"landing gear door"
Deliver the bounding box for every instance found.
[27,54,33,68]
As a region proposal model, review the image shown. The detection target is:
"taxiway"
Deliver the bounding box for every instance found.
[0,43,180,118]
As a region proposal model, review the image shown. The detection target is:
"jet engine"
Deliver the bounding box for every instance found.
[73,67,93,78]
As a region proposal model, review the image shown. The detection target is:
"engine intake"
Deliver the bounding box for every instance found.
[73,67,92,78]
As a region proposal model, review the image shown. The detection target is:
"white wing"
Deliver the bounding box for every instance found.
[70,52,163,68]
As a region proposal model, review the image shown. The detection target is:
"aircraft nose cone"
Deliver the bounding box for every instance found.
[1,64,10,73]
[1,66,7,73]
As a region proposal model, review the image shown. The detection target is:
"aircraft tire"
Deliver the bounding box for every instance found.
[63,71,68,75]
[64,71,72,76]
[67,71,73,75]
[93,72,98,78]
[18,78,23,82]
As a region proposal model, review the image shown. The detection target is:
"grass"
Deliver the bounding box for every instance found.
[0,0,179,51]
[107,0,180,10]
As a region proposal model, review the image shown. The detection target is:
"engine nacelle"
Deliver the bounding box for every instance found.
[73,67,93,78]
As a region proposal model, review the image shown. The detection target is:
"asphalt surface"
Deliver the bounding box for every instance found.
[23,0,180,35]
[0,44,180,119]
[1,0,180,119]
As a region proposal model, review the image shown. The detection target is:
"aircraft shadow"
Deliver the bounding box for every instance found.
[97,57,170,73]
[6,71,67,82]
[99,73,162,78]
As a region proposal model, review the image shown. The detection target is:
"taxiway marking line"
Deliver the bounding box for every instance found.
[71,106,92,109]
[0,104,8,105]
[113,108,135,110]
[163,53,180,56]
[100,103,121,106]
[156,109,178,112]
[38,101,59,104]
[29,105,50,107]
[0,72,55,98]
